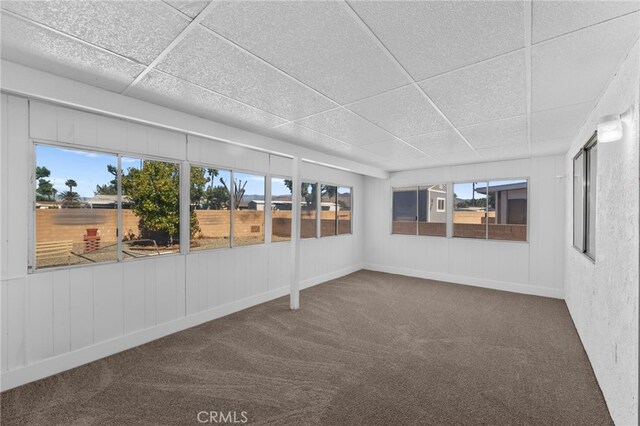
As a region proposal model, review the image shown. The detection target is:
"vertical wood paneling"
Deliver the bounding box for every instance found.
[218,250,234,305]
[26,273,54,363]
[7,97,29,278]
[144,260,157,328]
[205,252,219,309]
[124,120,148,156]
[7,278,27,370]
[1,279,8,371]
[1,94,9,278]
[29,101,57,140]
[194,253,208,312]
[96,116,126,153]
[175,256,186,318]
[73,109,97,147]
[123,261,145,334]
[185,254,199,315]
[52,269,70,355]
[93,264,124,343]
[56,106,75,143]
[156,256,177,324]
[69,268,93,351]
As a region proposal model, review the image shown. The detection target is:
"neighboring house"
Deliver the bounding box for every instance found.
[247,200,337,211]
[419,184,446,223]
[476,182,527,225]
[85,195,133,209]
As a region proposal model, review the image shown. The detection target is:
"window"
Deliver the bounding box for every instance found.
[33,145,183,270]
[301,182,317,239]
[34,145,119,269]
[418,184,447,237]
[233,172,265,247]
[271,177,292,242]
[392,187,417,235]
[321,184,337,237]
[121,157,181,258]
[574,134,597,260]
[453,182,487,239]
[190,167,231,251]
[337,186,352,235]
[453,180,528,241]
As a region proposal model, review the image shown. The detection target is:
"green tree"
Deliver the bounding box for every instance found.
[122,160,201,245]
[36,166,50,180]
[65,179,77,192]
[60,190,80,205]
[35,166,56,201]
[95,164,118,195]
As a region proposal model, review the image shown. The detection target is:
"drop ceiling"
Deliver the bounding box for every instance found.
[1,1,638,172]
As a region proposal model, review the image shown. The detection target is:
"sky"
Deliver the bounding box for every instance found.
[36,145,288,198]
[454,179,526,200]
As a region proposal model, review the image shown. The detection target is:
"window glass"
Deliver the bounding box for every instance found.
[321,184,338,237]
[301,182,317,239]
[190,167,231,251]
[586,145,597,258]
[487,180,527,241]
[233,172,265,247]
[34,145,118,269]
[271,177,292,242]
[418,184,447,237]
[337,187,352,235]
[392,187,417,235]
[453,182,487,239]
[573,152,585,251]
[121,157,181,258]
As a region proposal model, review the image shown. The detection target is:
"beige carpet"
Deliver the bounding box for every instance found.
[1,270,612,425]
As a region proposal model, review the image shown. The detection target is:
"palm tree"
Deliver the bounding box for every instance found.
[60,190,80,203]
[65,179,77,193]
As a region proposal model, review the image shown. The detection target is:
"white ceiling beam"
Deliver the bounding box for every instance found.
[1,60,389,179]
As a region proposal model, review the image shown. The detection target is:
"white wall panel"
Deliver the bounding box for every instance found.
[69,267,93,351]
[93,264,124,343]
[363,155,565,298]
[26,273,53,364]
[123,261,145,335]
[52,269,70,355]
[0,95,365,392]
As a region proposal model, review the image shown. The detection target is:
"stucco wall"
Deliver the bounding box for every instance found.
[564,39,639,425]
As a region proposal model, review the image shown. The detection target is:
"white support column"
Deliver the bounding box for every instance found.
[230,170,235,248]
[265,170,272,244]
[116,156,123,260]
[446,182,454,238]
[290,156,301,310]
[179,160,190,254]
[316,181,321,238]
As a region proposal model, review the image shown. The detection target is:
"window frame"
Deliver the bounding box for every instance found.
[391,183,449,238]
[573,133,597,262]
[230,168,267,248]
[436,197,446,213]
[30,140,185,273]
[336,185,353,236]
[270,175,293,244]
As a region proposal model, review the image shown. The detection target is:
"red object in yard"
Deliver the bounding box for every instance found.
[84,228,100,252]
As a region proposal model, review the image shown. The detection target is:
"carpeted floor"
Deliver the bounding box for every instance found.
[1,270,612,425]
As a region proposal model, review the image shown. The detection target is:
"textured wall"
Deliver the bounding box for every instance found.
[564,40,639,425]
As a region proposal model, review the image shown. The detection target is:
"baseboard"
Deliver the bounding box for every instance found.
[0,264,363,392]
[300,263,364,290]
[363,263,564,299]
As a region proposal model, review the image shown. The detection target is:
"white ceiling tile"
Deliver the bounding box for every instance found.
[1,1,190,65]
[531,137,572,157]
[459,115,528,150]
[532,12,640,112]
[420,51,527,127]
[405,129,473,156]
[532,102,593,143]
[201,1,408,103]
[269,123,355,156]
[349,1,524,80]
[295,108,391,146]
[533,1,640,44]
[157,26,335,121]
[1,13,144,93]
[127,71,286,130]
[360,139,426,161]
[163,0,211,18]
[347,85,450,138]
[477,144,530,162]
